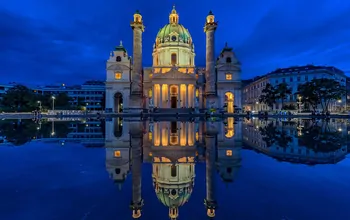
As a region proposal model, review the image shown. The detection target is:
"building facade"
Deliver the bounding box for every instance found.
[33,81,105,111]
[105,118,242,219]
[105,7,242,113]
[243,65,347,112]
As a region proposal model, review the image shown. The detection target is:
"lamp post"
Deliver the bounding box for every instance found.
[297,96,302,113]
[337,99,342,112]
[37,101,42,111]
[51,96,56,112]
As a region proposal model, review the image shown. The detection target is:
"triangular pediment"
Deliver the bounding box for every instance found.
[152,68,196,80]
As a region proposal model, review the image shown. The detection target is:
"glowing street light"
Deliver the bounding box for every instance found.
[37,101,42,111]
[51,96,56,111]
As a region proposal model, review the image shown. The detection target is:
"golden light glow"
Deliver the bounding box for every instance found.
[148,89,152,97]
[195,132,199,141]
[132,210,141,219]
[154,121,160,146]
[154,68,161,73]
[161,128,169,146]
[207,209,215,217]
[187,68,194,74]
[161,68,171,73]
[226,150,233,156]
[225,92,234,113]
[225,117,235,138]
[226,73,232,80]
[178,68,187,73]
[195,89,199,97]
[149,132,152,141]
[149,152,153,157]
[170,135,178,145]
[115,72,122,80]
[206,15,215,24]
[114,150,121,157]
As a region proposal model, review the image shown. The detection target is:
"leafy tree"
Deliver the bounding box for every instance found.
[297,82,319,111]
[54,93,72,109]
[0,120,38,145]
[297,78,345,112]
[259,83,277,110]
[259,122,293,148]
[275,83,292,110]
[1,85,35,111]
[298,121,345,152]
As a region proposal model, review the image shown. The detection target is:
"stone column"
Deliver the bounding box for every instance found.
[129,122,144,219]
[204,126,218,218]
[204,11,218,109]
[160,85,163,108]
[168,87,171,108]
[177,85,181,108]
[185,85,188,107]
[130,11,145,111]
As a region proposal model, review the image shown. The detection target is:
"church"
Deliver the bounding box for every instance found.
[105,6,242,113]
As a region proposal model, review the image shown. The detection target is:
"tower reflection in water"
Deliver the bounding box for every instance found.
[104,117,242,219]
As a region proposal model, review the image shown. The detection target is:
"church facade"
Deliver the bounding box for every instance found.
[105,6,242,113]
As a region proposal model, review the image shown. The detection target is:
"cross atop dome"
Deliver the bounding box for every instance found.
[169,5,179,24]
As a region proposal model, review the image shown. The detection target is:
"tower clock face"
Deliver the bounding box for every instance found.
[171,36,177,41]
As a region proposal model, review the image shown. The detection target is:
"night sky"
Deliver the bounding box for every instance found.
[1,0,350,85]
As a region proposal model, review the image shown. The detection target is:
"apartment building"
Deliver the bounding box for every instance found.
[243,65,346,112]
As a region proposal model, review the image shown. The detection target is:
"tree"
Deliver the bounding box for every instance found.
[298,121,345,152]
[259,83,277,110]
[275,83,292,110]
[297,78,346,112]
[259,122,293,148]
[313,78,345,112]
[1,85,35,112]
[296,81,320,111]
[0,120,38,145]
[54,93,72,109]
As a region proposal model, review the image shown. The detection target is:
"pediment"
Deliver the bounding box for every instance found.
[107,64,130,71]
[152,68,196,80]
[216,63,241,71]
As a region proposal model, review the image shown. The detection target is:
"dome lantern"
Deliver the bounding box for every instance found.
[169,5,179,24]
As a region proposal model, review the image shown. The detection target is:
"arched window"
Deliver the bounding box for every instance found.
[171,53,177,65]
[226,57,231,63]
[171,164,177,177]
[116,56,122,62]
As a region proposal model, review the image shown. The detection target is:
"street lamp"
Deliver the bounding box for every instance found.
[51,96,56,111]
[297,96,302,113]
[337,99,342,112]
[37,101,42,111]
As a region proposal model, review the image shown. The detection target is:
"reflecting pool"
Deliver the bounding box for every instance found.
[0,117,350,220]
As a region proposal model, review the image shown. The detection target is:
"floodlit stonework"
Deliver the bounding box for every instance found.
[105,6,242,113]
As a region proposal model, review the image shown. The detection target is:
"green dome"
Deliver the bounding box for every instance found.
[156,24,192,44]
[155,186,193,208]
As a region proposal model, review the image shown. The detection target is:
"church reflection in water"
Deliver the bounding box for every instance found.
[104,118,242,219]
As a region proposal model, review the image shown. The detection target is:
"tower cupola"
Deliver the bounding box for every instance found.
[169,5,179,24]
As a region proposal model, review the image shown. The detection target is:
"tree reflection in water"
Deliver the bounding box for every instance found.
[0,120,72,146]
[299,120,345,152]
[258,121,293,148]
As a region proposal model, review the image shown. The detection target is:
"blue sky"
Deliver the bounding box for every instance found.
[1,0,350,85]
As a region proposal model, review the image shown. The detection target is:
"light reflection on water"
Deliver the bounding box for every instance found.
[0,117,349,220]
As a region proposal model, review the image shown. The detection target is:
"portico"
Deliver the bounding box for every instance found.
[147,68,197,109]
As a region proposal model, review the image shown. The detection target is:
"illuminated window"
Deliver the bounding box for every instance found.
[114,150,121,157]
[149,132,152,141]
[226,150,232,156]
[115,72,122,80]
[195,132,199,141]
[171,53,177,65]
[226,73,232,80]
[195,89,199,97]
[148,89,152,97]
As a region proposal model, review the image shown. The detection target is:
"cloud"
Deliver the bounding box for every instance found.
[0,0,349,84]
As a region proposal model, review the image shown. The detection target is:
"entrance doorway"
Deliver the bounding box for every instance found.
[171,96,177,108]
